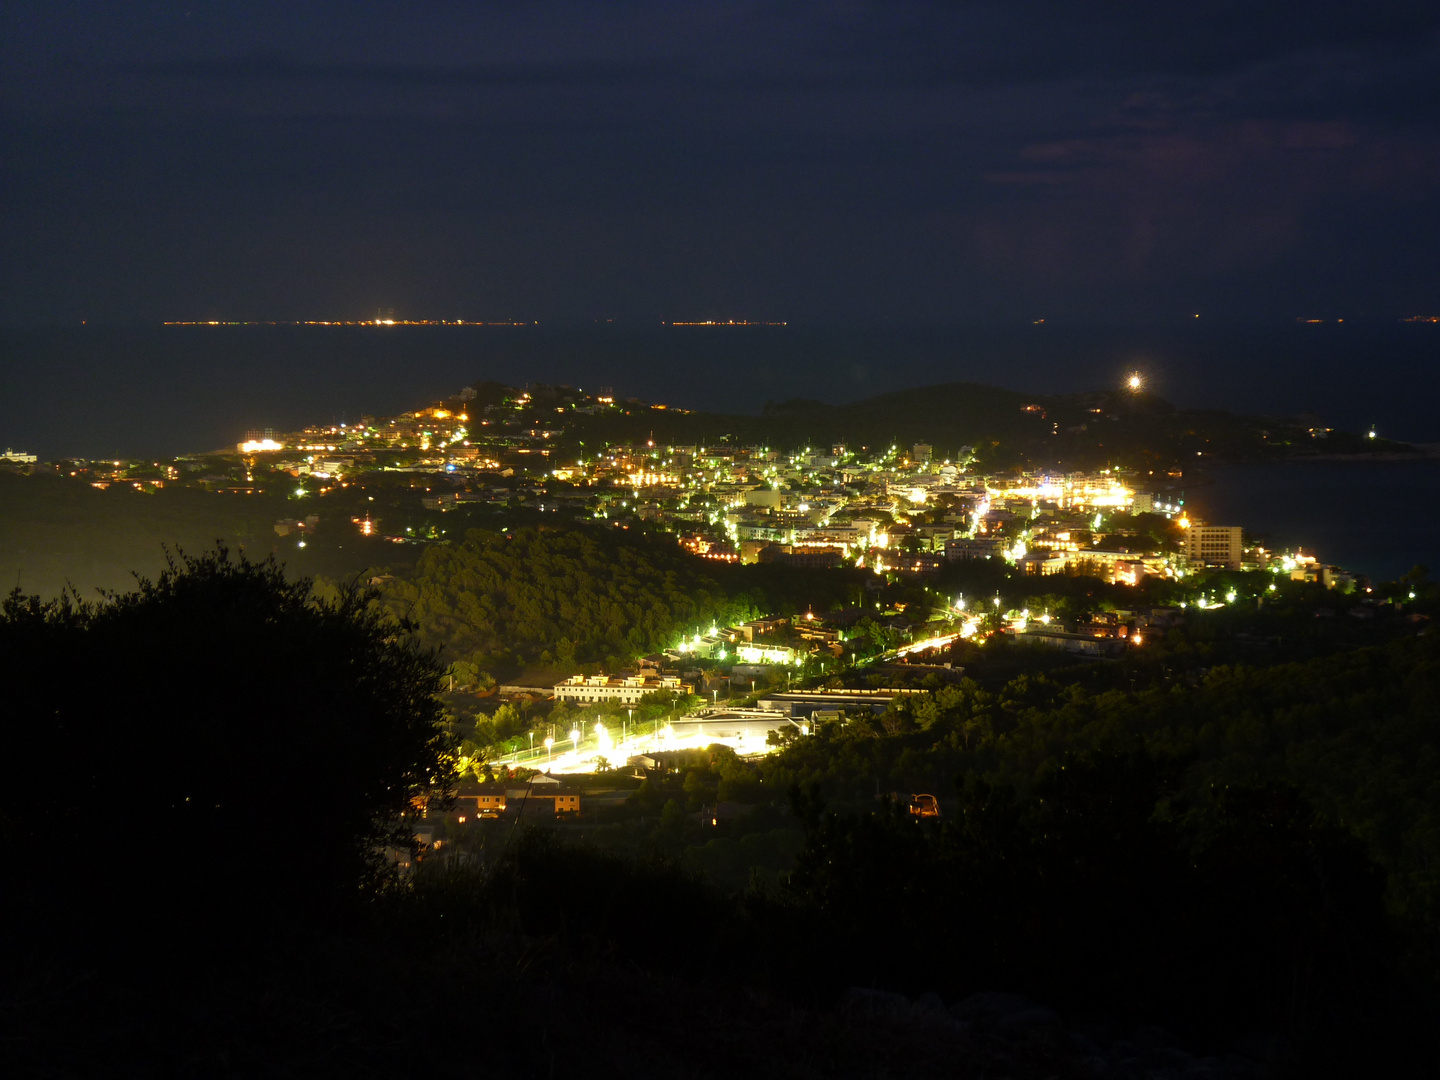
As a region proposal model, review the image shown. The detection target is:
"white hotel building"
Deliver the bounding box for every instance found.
[553,673,690,705]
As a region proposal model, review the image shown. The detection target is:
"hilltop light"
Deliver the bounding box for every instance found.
[1126,372,1144,392]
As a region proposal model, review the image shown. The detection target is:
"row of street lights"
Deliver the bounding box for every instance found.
[517,692,743,772]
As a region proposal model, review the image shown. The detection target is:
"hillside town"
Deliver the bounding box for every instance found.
[218,380,1350,583]
[10,378,1383,783]
[5,380,1361,678]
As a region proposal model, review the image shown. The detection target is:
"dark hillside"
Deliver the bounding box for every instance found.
[557,380,1411,468]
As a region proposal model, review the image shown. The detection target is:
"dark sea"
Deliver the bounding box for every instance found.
[2,320,1437,581]
[1190,458,1440,583]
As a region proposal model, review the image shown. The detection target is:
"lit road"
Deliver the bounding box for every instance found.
[495,708,801,774]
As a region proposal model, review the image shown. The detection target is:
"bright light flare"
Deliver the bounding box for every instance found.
[1126,372,1144,392]
[897,631,961,656]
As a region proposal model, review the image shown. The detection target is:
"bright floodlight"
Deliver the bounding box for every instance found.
[1126,372,1144,391]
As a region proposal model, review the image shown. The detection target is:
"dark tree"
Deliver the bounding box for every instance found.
[0,546,452,931]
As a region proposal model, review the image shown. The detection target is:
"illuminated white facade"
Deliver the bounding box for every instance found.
[554,673,688,705]
[987,474,1135,510]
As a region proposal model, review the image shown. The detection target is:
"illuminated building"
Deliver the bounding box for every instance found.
[553,673,690,705]
[1019,629,1128,657]
[731,641,798,665]
[890,553,945,577]
[1186,526,1243,570]
[756,688,927,717]
[988,474,1135,510]
[946,537,1007,561]
[450,781,507,819]
[1131,491,1184,517]
[756,544,843,570]
[1017,552,1068,575]
[1065,549,1166,581]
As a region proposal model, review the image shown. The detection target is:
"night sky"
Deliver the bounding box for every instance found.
[6,1,1440,326]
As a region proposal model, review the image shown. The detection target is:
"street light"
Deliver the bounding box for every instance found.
[544,736,553,766]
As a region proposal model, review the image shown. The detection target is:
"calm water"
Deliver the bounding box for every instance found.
[1191,459,1440,582]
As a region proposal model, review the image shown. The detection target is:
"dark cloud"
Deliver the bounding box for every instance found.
[123,54,680,89]
[930,1,1440,82]
[2,0,1438,325]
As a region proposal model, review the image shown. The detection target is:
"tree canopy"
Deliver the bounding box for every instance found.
[0,546,452,928]
[379,525,864,671]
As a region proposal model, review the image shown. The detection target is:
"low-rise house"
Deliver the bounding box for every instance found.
[756,544,844,570]
[453,781,508,819]
[1018,628,1127,657]
[946,537,1006,562]
[505,778,582,818]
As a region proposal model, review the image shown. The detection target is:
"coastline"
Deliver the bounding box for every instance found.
[1192,456,1440,581]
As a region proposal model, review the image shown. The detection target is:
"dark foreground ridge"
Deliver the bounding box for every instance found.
[3,548,1439,1077]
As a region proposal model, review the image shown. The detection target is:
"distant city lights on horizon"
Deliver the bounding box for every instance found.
[164,319,534,327]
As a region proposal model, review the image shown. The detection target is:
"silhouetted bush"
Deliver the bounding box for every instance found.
[0,546,452,936]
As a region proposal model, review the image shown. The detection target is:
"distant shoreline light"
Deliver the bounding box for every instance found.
[662,320,787,326]
[162,319,534,327]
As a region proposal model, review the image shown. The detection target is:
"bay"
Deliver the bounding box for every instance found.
[1190,459,1440,583]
